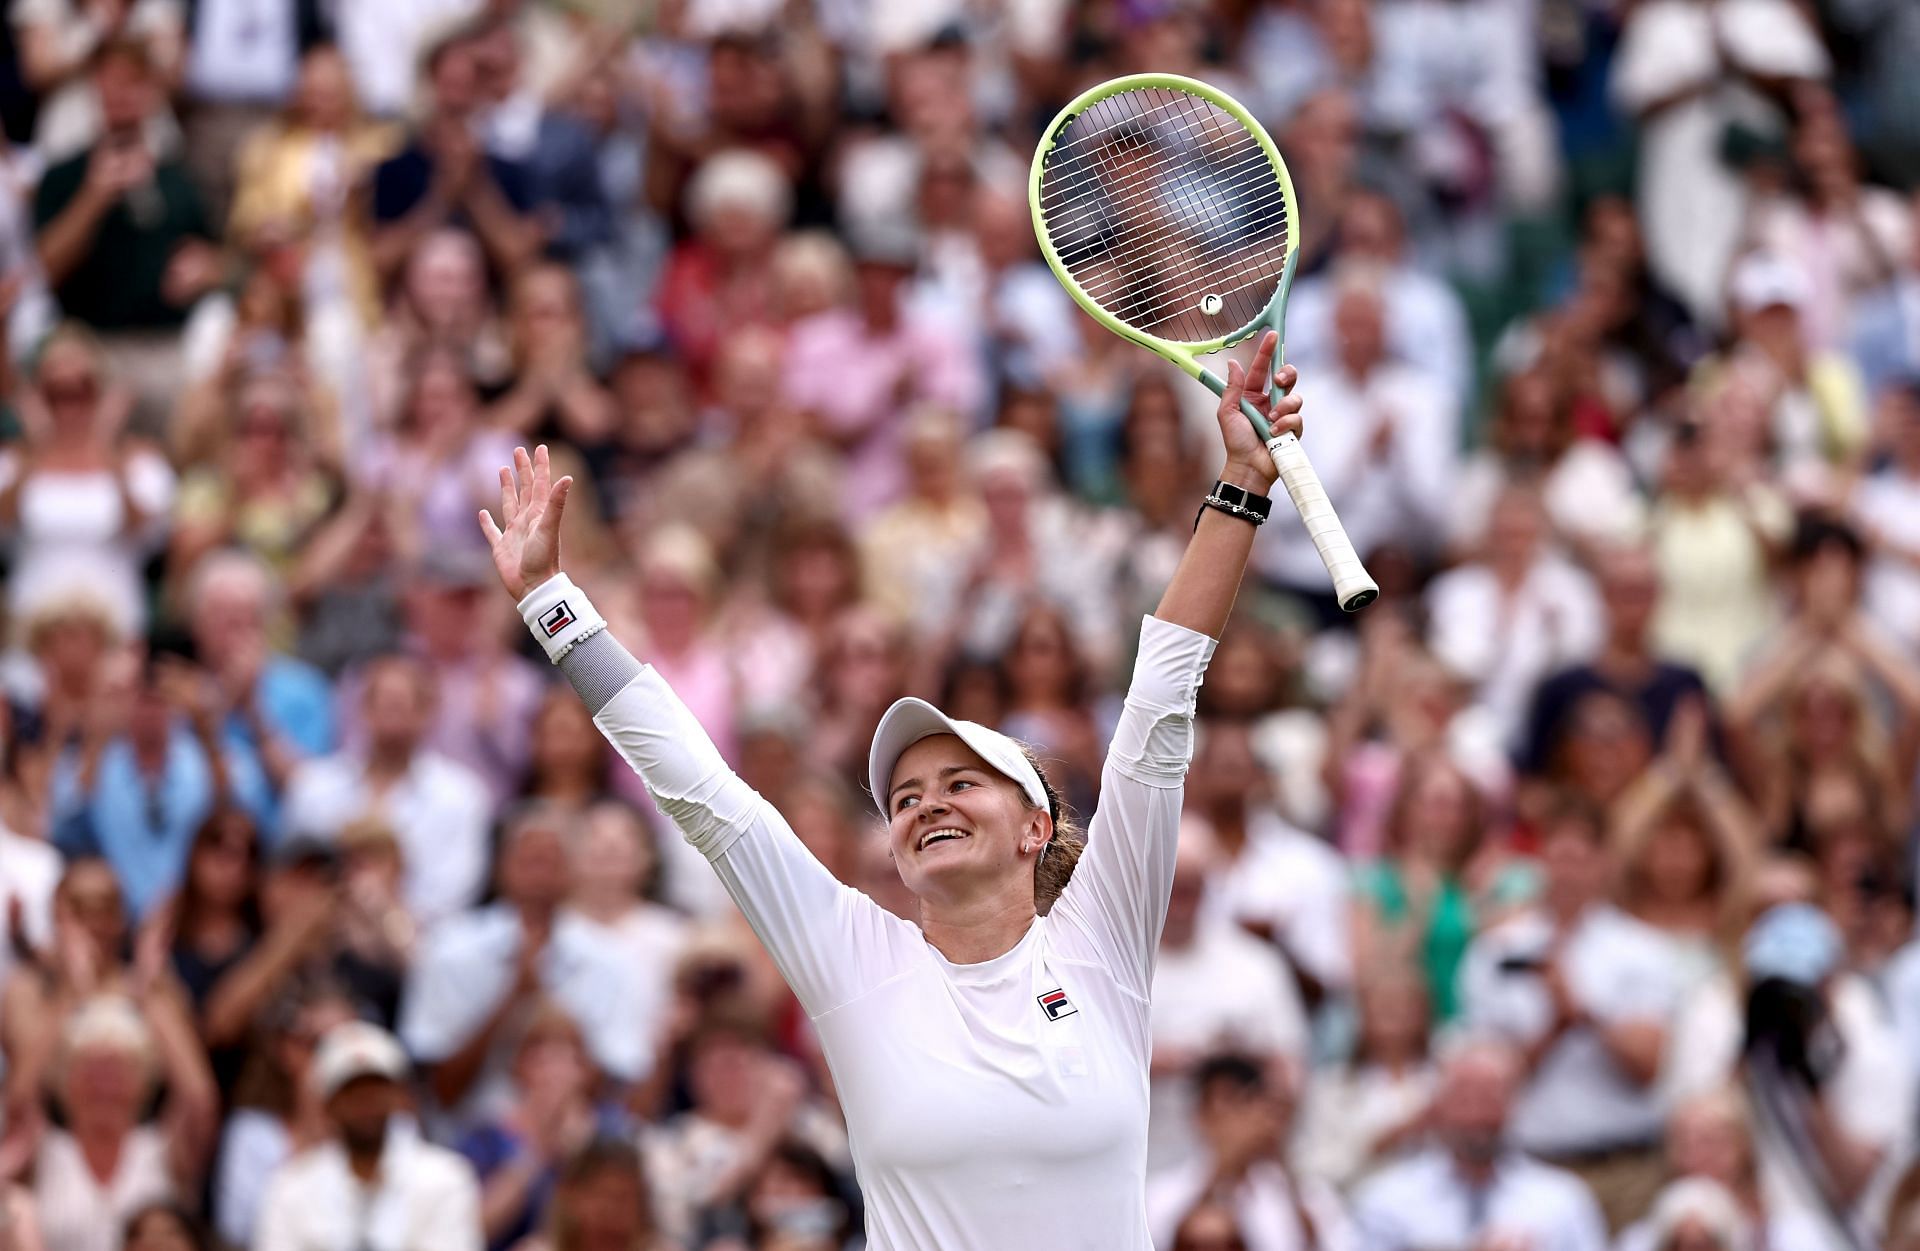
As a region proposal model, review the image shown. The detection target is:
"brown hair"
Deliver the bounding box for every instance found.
[550,1138,658,1251]
[1018,744,1085,915]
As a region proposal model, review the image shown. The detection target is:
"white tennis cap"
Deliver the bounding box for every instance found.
[1729,253,1809,315]
[868,698,1048,818]
[312,1021,409,1101]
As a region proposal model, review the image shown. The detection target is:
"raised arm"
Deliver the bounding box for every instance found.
[477,447,917,1016]
[1155,331,1299,639]
[1048,341,1307,995]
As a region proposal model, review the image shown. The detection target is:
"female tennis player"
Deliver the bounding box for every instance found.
[478,333,1304,1250]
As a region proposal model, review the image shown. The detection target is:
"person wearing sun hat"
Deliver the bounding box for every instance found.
[476,310,1308,1249]
[254,1021,481,1251]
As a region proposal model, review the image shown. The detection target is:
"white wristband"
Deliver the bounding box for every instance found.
[517,573,606,664]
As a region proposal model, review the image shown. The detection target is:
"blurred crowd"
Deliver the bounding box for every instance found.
[1,0,1920,1250]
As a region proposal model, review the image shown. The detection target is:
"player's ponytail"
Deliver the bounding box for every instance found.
[1019,745,1086,915]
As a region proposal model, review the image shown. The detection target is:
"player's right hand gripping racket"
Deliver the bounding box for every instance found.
[1029,74,1379,612]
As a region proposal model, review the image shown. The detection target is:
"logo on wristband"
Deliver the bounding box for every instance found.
[539,601,576,637]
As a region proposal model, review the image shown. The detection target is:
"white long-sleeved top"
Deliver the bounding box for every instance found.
[579,613,1215,1251]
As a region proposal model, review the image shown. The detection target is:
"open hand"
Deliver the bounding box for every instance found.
[478,445,573,600]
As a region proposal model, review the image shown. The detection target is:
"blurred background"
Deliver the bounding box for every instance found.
[0,0,1919,1249]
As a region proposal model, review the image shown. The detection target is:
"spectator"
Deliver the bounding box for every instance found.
[653,149,788,385]
[1352,754,1523,1025]
[1,858,201,1109]
[1351,1037,1607,1251]
[32,41,217,416]
[641,1013,848,1250]
[363,228,505,431]
[359,346,519,555]
[490,264,617,450]
[1294,961,1437,1191]
[783,220,984,521]
[13,0,180,164]
[177,0,330,226]
[1851,381,1920,651]
[1457,799,1680,1228]
[1713,252,1871,485]
[167,369,339,582]
[119,1204,204,1251]
[31,996,217,1251]
[1611,0,1828,327]
[1663,903,1912,1246]
[1149,820,1309,1173]
[399,803,644,1125]
[509,1137,666,1251]
[1449,367,1643,557]
[1851,196,1920,397]
[219,42,394,421]
[1169,1202,1251,1251]
[1724,515,1920,849]
[1645,396,1792,695]
[566,801,686,1082]
[857,408,985,636]
[161,808,261,1094]
[1518,544,1710,790]
[180,549,337,798]
[1743,110,1909,353]
[1258,272,1455,617]
[49,649,270,919]
[1191,720,1351,1005]
[369,24,539,282]
[0,324,175,639]
[281,653,491,928]
[520,689,612,815]
[254,1020,482,1251]
[1608,702,1757,992]
[210,981,359,1250]
[337,547,545,806]
[1615,1091,1829,1251]
[456,1009,627,1251]
[1426,484,1603,750]
[998,602,1105,818]
[1285,191,1473,414]
[1146,1053,1353,1251]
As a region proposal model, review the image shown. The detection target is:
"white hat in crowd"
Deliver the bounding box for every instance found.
[311,1021,410,1101]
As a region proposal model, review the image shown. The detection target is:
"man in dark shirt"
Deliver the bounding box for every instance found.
[33,39,218,331]
[370,20,539,281]
[1520,543,1711,776]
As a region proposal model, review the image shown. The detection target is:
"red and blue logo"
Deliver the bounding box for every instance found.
[1037,988,1077,1021]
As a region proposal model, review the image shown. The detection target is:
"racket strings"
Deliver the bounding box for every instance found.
[1039,100,1267,262]
[1037,87,1290,344]
[1043,95,1287,339]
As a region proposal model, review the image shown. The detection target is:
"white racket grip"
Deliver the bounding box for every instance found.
[1266,432,1379,612]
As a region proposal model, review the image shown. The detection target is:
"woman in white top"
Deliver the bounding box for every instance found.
[477,335,1307,1251]
[0,325,174,639]
[30,996,215,1251]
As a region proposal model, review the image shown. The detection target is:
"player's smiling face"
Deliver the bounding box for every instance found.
[886,734,1043,903]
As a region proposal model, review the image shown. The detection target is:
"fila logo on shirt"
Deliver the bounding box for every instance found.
[539,602,577,637]
[1037,988,1077,1021]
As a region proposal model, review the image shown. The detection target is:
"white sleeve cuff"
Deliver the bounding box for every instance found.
[517,573,607,664]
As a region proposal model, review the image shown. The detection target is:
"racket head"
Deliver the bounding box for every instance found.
[1029,74,1301,364]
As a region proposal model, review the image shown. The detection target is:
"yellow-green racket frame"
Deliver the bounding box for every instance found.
[1029,72,1379,612]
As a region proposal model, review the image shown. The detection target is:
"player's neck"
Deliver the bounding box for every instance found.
[919,890,1039,966]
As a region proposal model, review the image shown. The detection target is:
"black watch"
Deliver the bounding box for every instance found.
[1195,480,1275,530]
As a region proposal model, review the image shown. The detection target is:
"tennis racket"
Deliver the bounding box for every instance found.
[1029,74,1379,612]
